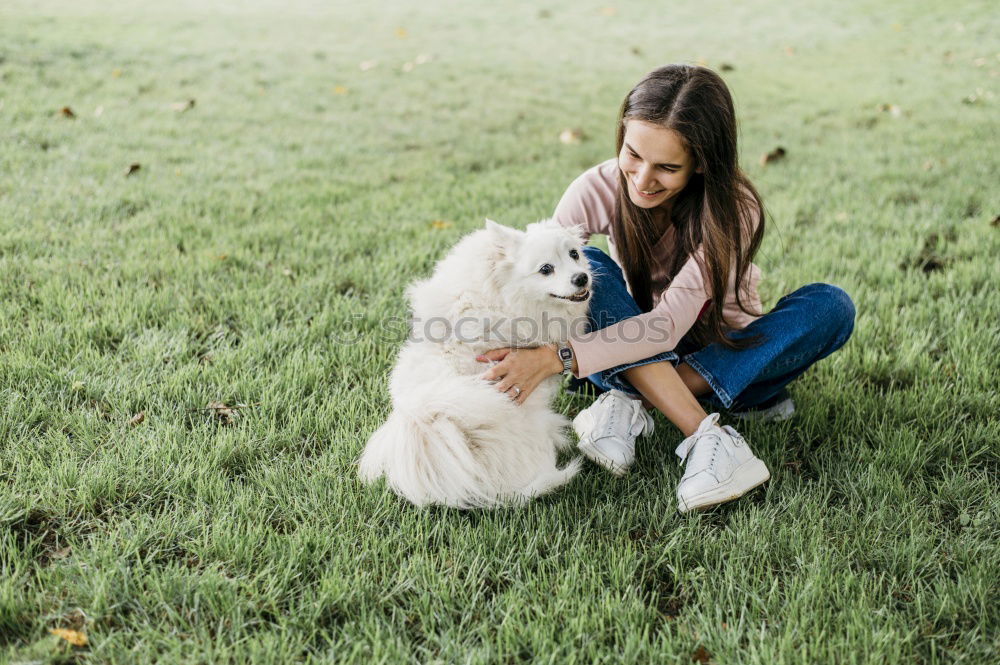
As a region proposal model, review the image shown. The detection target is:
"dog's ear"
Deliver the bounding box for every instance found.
[527,218,586,245]
[524,218,561,235]
[484,219,523,260]
[563,222,587,245]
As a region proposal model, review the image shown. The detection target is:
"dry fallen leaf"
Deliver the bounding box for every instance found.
[962,88,990,104]
[784,46,795,56]
[430,220,452,230]
[282,267,295,279]
[207,401,236,426]
[129,411,145,426]
[125,163,141,177]
[991,215,1000,228]
[876,103,902,117]
[50,628,88,647]
[51,545,72,560]
[559,128,584,144]
[61,106,75,118]
[692,645,711,663]
[759,147,786,166]
[170,99,196,112]
[359,59,378,71]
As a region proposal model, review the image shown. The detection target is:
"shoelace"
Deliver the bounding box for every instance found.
[615,392,651,438]
[674,413,722,464]
[627,404,648,438]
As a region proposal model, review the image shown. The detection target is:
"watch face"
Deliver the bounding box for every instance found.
[559,348,572,361]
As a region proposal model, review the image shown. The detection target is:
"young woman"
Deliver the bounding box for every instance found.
[477,64,855,512]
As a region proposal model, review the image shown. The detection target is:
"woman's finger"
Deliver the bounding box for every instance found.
[481,357,512,381]
[476,348,512,363]
[494,375,513,394]
[513,379,536,405]
[496,375,526,401]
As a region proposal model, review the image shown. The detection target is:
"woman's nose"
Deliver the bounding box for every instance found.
[635,164,655,188]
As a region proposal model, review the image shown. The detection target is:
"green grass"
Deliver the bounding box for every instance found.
[1,0,998,662]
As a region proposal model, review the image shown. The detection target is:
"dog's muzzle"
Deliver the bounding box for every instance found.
[550,289,590,302]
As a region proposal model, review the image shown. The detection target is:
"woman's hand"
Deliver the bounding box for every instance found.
[476,345,563,406]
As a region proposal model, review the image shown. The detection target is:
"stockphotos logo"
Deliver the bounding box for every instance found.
[333,312,672,346]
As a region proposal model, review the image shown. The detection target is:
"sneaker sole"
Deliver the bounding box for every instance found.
[677,457,771,513]
[576,437,630,477]
[731,398,795,423]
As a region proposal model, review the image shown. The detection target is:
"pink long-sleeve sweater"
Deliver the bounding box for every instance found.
[551,158,763,379]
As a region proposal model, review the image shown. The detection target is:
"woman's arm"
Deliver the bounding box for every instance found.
[568,250,710,378]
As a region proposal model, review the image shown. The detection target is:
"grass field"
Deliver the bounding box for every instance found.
[1,0,998,662]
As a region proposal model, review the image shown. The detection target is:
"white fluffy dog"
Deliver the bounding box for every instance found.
[358,219,592,508]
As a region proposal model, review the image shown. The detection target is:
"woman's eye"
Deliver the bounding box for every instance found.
[569,249,579,260]
[539,264,554,275]
[659,165,677,173]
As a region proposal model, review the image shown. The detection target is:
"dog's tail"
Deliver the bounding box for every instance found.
[358,400,500,509]
[515,457,583,504]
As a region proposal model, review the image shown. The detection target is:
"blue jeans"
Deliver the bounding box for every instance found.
[569,246,855,410]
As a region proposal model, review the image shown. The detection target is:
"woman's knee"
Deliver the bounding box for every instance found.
[801,283,855,348]
[582,245,617,274]
[580,246,640,325]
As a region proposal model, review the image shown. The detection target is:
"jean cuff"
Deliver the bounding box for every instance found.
[681,355,734,409]
[598,351,679,398]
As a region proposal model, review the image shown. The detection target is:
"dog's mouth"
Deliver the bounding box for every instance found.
[550,289,590,302]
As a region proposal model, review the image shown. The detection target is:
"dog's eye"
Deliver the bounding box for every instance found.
[538,264,554,275]
[569,249,579,260]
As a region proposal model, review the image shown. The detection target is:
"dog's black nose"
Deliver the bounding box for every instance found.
[572,272,589,288]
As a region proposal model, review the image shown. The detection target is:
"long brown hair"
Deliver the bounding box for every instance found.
[612,64,765,349]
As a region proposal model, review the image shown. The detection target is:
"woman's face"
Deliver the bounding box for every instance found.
[618,119,701,210]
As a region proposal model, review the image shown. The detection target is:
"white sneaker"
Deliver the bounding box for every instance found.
[674,413,770,513]
[730,394,796,423]
[573,390,654,476]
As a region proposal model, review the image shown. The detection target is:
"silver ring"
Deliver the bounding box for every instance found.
[512,385,521,398]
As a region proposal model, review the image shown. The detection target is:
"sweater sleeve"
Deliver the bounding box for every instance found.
[550,159,617,242]
[568,248,709,378]
[560,167,765,379]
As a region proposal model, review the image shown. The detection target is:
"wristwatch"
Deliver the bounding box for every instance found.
[557,345,575,375]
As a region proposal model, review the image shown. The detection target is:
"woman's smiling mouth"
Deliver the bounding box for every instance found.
[631,179,665,198]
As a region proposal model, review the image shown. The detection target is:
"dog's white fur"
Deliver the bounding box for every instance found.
[358,219,592,508]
